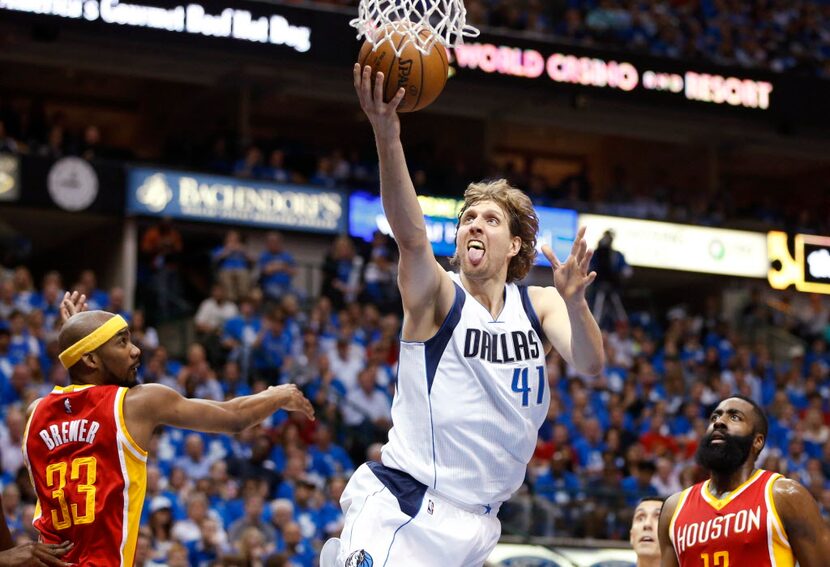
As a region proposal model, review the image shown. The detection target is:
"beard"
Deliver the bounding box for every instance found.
[695,430,754,474]
[101,358,139,388]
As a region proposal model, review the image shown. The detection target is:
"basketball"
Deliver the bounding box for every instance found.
[357,24,449,113]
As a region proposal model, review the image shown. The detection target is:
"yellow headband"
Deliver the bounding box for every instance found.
[59,315,128,369]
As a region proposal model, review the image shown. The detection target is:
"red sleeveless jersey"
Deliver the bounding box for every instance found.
[670,469,794,567]
[23,385,148,567]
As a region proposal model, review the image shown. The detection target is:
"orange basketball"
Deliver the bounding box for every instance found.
[358,25,449,113]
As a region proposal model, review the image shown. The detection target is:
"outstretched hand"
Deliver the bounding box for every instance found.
[0,540,73,567]
[541,226,596,305]
[269,384,315,421]
[353,63,406,140]
[59,291,88,327]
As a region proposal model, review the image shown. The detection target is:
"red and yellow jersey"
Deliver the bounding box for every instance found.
[23,384,147,567]
[669,469,794,567]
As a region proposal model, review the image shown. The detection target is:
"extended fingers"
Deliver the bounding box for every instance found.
[579,248,594,274]
[372,65,384,108]
[33,543,73,567]
[295,390,315,420]
[354,64,376,108]
[570,226,587,257]
[355,63,407,116]
[390,86,406,110]
[541,244,560,268]
[352,63,362,93]
[304,398,316,420]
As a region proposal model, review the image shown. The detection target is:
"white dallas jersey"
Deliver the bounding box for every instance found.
[382,271,550,507]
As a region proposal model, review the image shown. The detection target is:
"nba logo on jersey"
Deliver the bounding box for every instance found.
[346,550,373,567]
[64,399,72,414]
[428,499,434,515]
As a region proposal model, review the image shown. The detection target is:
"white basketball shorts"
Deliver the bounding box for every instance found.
[331,462,501,567]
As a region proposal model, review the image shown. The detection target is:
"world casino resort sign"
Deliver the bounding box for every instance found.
[127,167,345,233]
[451,41,774,111]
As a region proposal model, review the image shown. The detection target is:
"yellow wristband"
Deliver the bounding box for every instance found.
[59,315,128,369]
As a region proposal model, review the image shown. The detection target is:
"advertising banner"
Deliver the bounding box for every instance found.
[768,231,830,294]
[127,167,346,233]
[579,214,768,278]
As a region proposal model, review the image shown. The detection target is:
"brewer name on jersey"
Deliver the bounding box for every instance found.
[38,419,100,450]
[463,328,541,363]
[675,505,762,553]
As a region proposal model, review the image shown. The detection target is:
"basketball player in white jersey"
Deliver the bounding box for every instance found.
[319,65,604,567]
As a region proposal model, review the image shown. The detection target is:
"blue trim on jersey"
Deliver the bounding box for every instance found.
[382,516,414,567]
[367,461,427,518]
[428,393,437,490]
[519,284,543,340]
[423,282,465,394]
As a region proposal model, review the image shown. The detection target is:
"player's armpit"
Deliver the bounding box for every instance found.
[773,477,830,566]
[658,492,681,567]
[398,261,455,342]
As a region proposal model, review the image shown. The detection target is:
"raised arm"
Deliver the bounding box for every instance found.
[658,492,681,567]
[124,383,314,449]
[773,477,830,566]
[531,226,603,375]
[353,64,454,340]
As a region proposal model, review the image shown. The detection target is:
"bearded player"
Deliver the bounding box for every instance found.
[658,396,830,566]
[23,294,314,566]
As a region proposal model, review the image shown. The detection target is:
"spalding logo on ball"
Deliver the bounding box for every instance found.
[357,23,449,113]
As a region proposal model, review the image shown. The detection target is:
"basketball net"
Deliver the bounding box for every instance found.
[350,0,480,56]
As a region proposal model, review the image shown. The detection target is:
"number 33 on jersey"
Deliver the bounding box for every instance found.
[24,384,148,567]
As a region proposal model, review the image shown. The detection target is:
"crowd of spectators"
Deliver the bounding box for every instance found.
[312,0,830,78]
[2,104,826,237]
[2,222,830,564]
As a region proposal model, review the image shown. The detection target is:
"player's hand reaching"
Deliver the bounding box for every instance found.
[269,384,315,421]
[353,63,406,141]
[59,291,88,327]
[542,226,596,306]
[0,540,73,567]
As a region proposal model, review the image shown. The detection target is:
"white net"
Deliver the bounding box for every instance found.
[350,0,480,56]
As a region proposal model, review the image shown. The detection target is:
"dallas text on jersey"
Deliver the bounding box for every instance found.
[463,329,541,363]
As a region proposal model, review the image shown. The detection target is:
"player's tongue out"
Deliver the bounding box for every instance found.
[467,241,485,265]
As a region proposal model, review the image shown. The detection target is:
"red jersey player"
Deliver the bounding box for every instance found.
[658,396,830,567]
[23,295,314,566]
